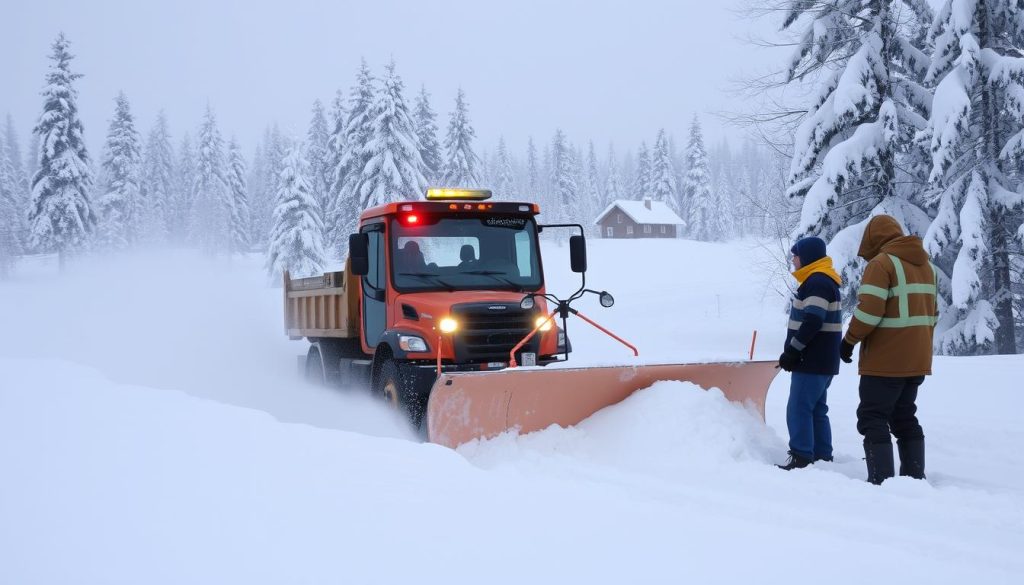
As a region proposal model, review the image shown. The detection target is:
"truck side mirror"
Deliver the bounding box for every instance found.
[569,235,587,273]
[349,233,369,276]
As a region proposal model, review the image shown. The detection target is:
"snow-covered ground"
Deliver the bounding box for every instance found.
[1,240,1022,584]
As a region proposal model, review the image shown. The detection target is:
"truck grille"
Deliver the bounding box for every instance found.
[451,302,540,363]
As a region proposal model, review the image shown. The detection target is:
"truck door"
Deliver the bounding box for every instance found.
[361,224,387,348]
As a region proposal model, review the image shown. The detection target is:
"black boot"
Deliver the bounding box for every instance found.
[863,441,894,485]
[897,437,926,479]
[777,451,813,471]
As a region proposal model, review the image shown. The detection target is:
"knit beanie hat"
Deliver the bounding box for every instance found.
[791,236,827,265]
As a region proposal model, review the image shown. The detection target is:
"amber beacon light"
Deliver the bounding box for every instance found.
[425,187,493,201]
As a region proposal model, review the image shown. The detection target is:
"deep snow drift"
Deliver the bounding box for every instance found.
[1,240,1022,584]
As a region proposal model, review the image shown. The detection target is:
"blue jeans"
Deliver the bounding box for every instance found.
[786,372,834,461]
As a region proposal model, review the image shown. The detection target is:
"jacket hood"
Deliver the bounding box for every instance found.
[857,215,929,265]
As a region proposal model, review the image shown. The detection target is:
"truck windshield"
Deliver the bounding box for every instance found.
[390,215,542,292]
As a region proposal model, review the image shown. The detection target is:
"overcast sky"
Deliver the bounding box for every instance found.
[2,0,786,158]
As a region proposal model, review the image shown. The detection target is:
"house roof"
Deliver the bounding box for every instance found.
[593,199,686,226]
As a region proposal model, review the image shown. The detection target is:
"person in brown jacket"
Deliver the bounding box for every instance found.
[840,215,938,485]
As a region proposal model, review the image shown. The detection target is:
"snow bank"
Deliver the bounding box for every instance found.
[461,381,785,477]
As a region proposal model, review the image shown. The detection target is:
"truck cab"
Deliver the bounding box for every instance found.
[285,188,567,425]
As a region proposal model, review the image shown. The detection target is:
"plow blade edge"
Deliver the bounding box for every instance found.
[426,360,780,448]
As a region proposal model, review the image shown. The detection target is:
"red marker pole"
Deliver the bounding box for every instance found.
[749,330,758,361]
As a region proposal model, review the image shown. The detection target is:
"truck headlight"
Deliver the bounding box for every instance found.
[439,317,458,333]
[535,315,553,332]
[398,335,428,352]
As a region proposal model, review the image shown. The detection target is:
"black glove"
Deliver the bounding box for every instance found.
[840,340,855,363]
[778,347,802,372]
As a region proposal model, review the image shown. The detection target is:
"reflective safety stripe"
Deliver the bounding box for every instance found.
[789,338,806,350]
[854,309,883,326]
[859,284,889,299]
[889,254,910,319]
[878,315,939,328]
[865,254,938,329]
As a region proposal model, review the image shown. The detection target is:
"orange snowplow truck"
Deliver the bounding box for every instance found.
[285,188,779,447]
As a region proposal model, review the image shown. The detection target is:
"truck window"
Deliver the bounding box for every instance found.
[514,231,533,278]
[391,216,542,292]
[366,230,384,290]
[397,237,478,268]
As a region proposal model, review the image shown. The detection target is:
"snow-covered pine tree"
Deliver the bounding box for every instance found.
[306,100,332,218]
[712,167,736,241]
[172,133,196,243]
[266,143,325,279]
[682,117,715,240]
[28,33,95,269]
[549,129,579,224]
[97,92,142,249]
[495,137,516,198]
[1,138,22,275]
[526,137,539,194]
[923,0,1024,355]
[252,125,289,249]
[604,144,624,210]
[651,129,678,212]
[25,131,40,189]
[584,140,603,224]
[541,144,553,207]
[322,91,348,251]
[442,88,481,187]
[3,115,27,192]
[226,137,251,255]
[3,115,29,242]
[632,142,652,200]
[190,106,232,254]
[413,85,443,184]
[332,61,376,248]
[359,60,428,208]
[3,115,29,250]
[781,0,934,290]
[479,148,493,189]
[733,164,755,237]
[139,110,175,243]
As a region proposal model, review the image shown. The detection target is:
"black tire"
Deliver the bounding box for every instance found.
[305,344,326,385]
[372,357,432,431]
[306,341,345,386]
[374,358,403,410]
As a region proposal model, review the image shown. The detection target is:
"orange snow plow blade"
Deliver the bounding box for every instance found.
[426,360,780,448]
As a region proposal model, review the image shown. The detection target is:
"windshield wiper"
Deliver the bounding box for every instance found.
[460,270,525,292]
[398,272,455,292]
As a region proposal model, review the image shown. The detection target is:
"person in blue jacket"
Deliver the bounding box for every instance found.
[777,236,843,471]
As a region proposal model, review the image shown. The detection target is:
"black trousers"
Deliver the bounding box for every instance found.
[856,375,925,444]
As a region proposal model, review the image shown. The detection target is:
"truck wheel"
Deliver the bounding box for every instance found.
[305,344,326,385]
[305,341,343,386]
[376,358,403,409]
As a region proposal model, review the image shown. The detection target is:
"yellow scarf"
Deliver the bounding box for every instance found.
[792,256,843,286]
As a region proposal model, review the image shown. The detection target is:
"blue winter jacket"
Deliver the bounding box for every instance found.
[786,272,842,375]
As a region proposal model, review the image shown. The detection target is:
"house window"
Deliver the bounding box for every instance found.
[660,225,666,234]
[626,225,634,235]
[605,227,614,237]
[643,225,652,234]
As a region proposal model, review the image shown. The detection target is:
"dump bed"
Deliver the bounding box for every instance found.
[283,260,360,340]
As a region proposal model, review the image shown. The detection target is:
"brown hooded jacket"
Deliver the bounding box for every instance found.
[844,215,938,377]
